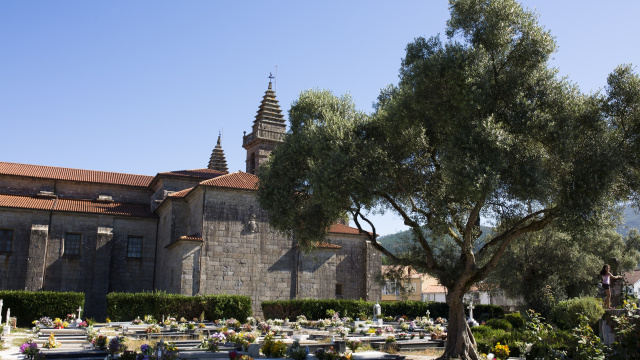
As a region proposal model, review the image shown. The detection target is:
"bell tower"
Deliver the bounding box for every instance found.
[242,77,286,174]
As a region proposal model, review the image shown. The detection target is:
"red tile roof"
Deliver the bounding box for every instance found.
[0,193,154,217]
[328,223,369,235]
[200,171,258,190]
[315,242,342,249]
[178,234,203,241]
[168,188,194,198]
[623,269,640,285]
[0,162,154,187]
[159,168,225,179]
[422,285,448,294]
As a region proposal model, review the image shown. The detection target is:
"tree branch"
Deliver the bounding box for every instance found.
[378,193,445,276]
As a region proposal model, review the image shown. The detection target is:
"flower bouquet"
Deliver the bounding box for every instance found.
[43,333,61,349]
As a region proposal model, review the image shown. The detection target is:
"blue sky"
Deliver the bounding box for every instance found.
[2,1,639,235]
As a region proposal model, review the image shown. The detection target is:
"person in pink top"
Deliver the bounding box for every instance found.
[601,264,622,309]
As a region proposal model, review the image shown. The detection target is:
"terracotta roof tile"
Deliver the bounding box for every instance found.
[328,223,369,235]
[179,234,203,241]
[159,168,225,179]
[315,242,342,249]
[0,162,154,187]
[168,188,194,198]
[200,171,258,190]
[0,193,154,217]
[623,269,640,285]
[422,285,448,294]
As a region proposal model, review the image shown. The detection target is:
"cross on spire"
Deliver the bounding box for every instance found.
[268,72,274,83]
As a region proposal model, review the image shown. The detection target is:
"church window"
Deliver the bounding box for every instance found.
[0,229,13,252]
[64,233,82,257]
[249,153,256,174]
[127,236,143,258]
[335,283,344,298]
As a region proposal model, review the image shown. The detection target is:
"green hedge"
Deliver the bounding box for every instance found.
[262,299,503,321]
[0,290,84,327]
[106,292,252,322]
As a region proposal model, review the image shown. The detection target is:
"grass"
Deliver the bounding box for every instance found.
[399,348,445,357]
[10,337,32,347]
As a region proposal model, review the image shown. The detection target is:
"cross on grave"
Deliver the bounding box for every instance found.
[77,306,83,321]
[425,310,430,319]
[467,302,475,320]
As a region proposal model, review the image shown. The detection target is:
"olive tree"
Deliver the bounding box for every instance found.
[257,0,640,358]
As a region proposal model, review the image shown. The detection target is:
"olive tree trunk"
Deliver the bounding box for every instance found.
[440,291,479,360]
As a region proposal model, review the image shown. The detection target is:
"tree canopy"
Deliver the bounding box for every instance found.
[257,0,640,358]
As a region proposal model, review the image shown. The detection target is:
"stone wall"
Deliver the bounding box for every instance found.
[0,208,50,290]
[200,187,295,316]
[0,174,152,204]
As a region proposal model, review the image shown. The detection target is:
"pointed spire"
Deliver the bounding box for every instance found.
[208,133,228,173]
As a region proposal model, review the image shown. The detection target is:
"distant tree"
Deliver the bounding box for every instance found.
[257,0,640,358]
[488,224,640,317]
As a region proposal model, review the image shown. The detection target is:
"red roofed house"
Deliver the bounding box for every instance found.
[0,81,382,319]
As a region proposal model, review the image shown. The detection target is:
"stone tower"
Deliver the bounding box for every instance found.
[242,80,286,174]
[207,134,228,173]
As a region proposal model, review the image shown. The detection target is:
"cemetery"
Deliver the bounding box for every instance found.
[0,292,638,360]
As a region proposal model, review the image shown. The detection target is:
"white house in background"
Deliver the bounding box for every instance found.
[622,268,640,297]
[421,284,491,305]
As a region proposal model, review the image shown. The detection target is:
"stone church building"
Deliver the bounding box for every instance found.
[0,81,382,318]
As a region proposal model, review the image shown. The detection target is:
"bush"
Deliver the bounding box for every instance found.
[106,291,251,322]
[485,318,513,331]
[551,297,604,330]
[0,290,84,327]
[261,299,451,320]
[472,304,505,322]
[505,312,525,329]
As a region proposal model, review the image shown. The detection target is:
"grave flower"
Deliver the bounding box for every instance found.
[385,335,396,343]
[108,335,127,354]
[43,333,61,349]
[375,328,382,336]
[397,332,408,340]
[77,321,88,328]
[336,326,349,338]
[419,333,425,339]
[52,318,68,329]
[286,340,308,360]
[19,340,40,359]
[145,324,160,333]
[201,332,226,352]
[493,343,509,360]
[383,325,394,333]
[92,334,108,350]
[132,317,143,325]
[346,338,362,351]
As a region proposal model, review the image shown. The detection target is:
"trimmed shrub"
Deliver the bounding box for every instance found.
[261,299,450,320]
[106,292,251,322]
[505,312,525,329]
[0,290,84,327]
[472,304,505,322]
[551,297,604,330]
[485,318,513,331]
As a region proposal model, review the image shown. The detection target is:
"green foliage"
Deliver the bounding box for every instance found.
[485,318,513,331]
[505,312,525,329]
[551,297,604,331]
[606,303,640,360]
[0,290,84,327]
[257,0,640,357]
[106,291,251,322]
[570,314,606,360]
[489,225,640,315]
[472,304,505,323]
[262,299,449,320]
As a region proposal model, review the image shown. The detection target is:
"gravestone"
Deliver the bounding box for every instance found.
[467,302,479,327]
[3,308,11,335]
